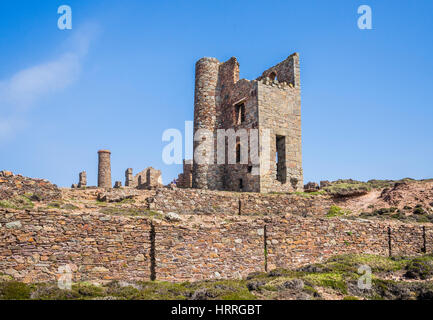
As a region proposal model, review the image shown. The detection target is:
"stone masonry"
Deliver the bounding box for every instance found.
[125,167,163,189]
[78,171,87,188]
[97,150,112,188]
[187,53,303,193]
[1,204,431,283]
[176,160,193,188]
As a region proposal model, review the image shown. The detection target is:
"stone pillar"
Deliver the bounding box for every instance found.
[98,150,112,188]
[78,171,87,188]
[192,57,220,189]
[125,168,133,187]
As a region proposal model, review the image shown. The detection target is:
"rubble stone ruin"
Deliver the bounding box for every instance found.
[176,160,193,188]
[78,171,87,188]
[177,53,303,193]
[124,167,163,189]
[98,150,112,188]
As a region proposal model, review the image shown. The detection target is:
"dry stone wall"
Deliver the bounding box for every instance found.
[148,188,332,216]
[0,191,432,283]
[0,208,151,283]
[155,221,263,282]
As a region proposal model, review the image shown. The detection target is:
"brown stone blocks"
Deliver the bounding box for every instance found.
[97,150,112,188]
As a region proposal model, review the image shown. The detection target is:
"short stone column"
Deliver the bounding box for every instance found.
[98,150,112,188]
[78,171,87,188]
[125,168,133,187]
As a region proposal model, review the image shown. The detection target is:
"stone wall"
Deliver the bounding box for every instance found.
[155,221,263,282]
[0,208,151,283]
[1,204,431,284]
[148,188,332,216]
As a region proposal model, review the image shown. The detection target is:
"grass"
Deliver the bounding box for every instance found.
[2,254,433,300]
[326,205,350,217]
[323,182,371,197]
[0,195,34,210]
[360,206,433,223]
[302,272,348,294]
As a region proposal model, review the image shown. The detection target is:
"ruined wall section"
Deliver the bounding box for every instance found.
[256,52,301,87]
[257,54,303,193]
[220,79,260,192]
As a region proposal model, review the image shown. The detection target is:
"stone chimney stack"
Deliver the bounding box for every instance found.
[98,150,112,188]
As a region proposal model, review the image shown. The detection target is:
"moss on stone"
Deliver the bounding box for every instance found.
[0,281,31,300]
[0,195,34,210]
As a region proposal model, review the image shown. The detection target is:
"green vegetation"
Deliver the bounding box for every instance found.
[321,178,418,198]
[326,205,350,217]
[293,191,326,197]
[2,254,433,300]
[0,281,31,300]
[360,205,433,223]
[323,181,371,197]
[404,255,433,280]
[0,195,34,210]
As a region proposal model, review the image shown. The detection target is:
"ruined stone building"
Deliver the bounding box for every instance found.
[178,53,303,193]
[73,150,163,190]
[125,167,163,189]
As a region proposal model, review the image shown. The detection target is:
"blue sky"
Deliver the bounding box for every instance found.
[0,0,432,187]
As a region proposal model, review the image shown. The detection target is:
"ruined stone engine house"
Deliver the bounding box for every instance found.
[179,53,303,193]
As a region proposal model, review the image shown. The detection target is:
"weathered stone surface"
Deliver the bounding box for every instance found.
[6,221,22,229]
[0,171,61,201]
[320,180,331,188]
[97,189,139,202]
[304,182,319,192]
[97,150,111,188]
[165,212,181,222]
[78,171,87,188]
[186,53,303,193]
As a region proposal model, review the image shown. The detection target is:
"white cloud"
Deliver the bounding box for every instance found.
[0,22,100,141]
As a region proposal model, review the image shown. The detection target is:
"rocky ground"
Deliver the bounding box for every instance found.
[1,253,432,300]
[1,171,433,300]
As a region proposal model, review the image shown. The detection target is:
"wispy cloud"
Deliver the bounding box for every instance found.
[0,22,100,141]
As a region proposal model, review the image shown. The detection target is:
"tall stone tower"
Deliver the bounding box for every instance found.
[190,53,303,193]
[192,57,220,189]
[98,150,112,188]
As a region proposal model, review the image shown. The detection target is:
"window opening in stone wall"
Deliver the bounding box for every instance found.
[276,135,286,183]
[235,102,245,125]
[269,71,277,81]
[239,178,244,191]
[236,142,241,164]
